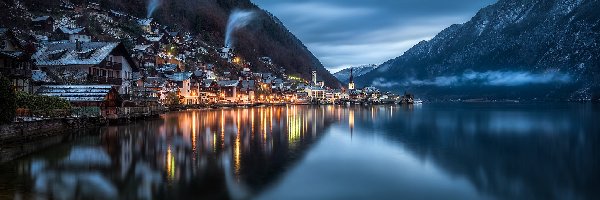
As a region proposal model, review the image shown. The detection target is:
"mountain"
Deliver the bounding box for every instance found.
[333,64,377,83]
[356,0,600,100]
[0,0,341,88]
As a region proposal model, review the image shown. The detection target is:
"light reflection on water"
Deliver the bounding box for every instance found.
[0,103,598,200]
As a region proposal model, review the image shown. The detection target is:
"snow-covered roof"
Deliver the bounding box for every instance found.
[165,72,192,82]
[240,80,255,91]
[221,47,231,53]
[144,77,166,88]
[305,86,325,91]
[143,34,163,42]
[202,79,214,87]
[167,31,179,37]
[36,85,116,102]
[31,70,54,83]
[33,41,119,66]
[218,80,239,87]
[193,70,204,77]
[138,18,153,26]
[34,35,49,41]
[32,16,51,22]
[58,27,85,35]
[133,44,151,51]
[0,51,24,59]
[157,64,177,72]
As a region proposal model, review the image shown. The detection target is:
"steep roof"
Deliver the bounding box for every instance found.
[165,72,192,82]
[143,34,163,42]
[137,18,153,26]
[218,80,239,87]
[36,85,116,102]
[240,80,255,91]
[32,16,51,22]
[58,27,85,35]
[33,41,119,66]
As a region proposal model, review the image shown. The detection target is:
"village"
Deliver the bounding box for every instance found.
[0,3,415,122]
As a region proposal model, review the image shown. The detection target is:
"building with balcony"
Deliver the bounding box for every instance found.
[32,41,139,95]
[0,28,34,93]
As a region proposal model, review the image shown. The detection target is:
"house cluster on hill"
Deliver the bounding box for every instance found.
[0,4,409,116]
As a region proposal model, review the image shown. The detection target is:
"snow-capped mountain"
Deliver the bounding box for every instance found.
[356,0,600,100]
[333,64,377,83]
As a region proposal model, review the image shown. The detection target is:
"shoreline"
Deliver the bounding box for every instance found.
[0,118,105,163]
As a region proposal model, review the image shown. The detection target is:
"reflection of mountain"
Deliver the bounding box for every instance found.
[7,106,339,199]
[354,104,600,199]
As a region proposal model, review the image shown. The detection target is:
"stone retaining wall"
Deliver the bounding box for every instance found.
[0,118,105,163]
[0,118,102,145]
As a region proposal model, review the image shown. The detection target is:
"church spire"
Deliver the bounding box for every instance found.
[348,68,355,90]
[349,68,353,83]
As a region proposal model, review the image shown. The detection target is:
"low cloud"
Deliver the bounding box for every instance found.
[371,78,401,88]
[371,70,572,88]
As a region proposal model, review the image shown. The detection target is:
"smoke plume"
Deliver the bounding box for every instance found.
[225,10,255,48]
[147,0,160,18]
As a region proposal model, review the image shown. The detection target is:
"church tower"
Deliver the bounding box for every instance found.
[348,68,355,90]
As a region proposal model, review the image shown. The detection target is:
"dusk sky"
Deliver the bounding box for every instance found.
[253,0,497,73]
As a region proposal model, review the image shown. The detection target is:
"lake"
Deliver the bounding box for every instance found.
[0,103,599,200]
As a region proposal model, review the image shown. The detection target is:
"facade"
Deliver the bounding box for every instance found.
[304,86,326,101]
[165,72,199,105]
[31,16,54,32]
[218,80,239,103]
[0,28,34,93]
[36,85,121,116]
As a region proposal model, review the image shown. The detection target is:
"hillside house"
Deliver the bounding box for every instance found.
[165,72,199,105]
[0,28,34,93]
[32,41,139,95]
[218,80,239,103]
[240,80,256,103]
[31,16,54,32]
[138,18,153,34]
[199,79,219,103]
[36,85,121,116]
[304,86,326,101]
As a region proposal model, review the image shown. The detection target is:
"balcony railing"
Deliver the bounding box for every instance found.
[0,68,32,78]
[89,76,123,85]
[101,62,123,70]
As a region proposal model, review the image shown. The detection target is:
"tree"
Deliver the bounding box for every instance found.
[0,77,16,124]
[165,91,181,106]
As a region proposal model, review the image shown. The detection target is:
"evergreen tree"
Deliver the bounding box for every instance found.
[0,77,16,124]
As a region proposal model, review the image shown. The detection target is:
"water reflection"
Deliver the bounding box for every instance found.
[0,104,598,200]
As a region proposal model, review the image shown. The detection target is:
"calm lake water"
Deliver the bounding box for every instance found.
[1,103,599,200]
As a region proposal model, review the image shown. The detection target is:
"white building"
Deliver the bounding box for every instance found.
[33,41,138,94]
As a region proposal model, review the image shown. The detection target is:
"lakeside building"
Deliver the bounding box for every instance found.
[0,28,35,93]
[32,41,139,95]
[36,85,121,116]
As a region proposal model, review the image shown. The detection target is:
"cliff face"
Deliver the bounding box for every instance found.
[356,0,600,100]
[0,0,341,87]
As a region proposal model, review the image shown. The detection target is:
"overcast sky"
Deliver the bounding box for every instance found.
[252,0,497,73]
